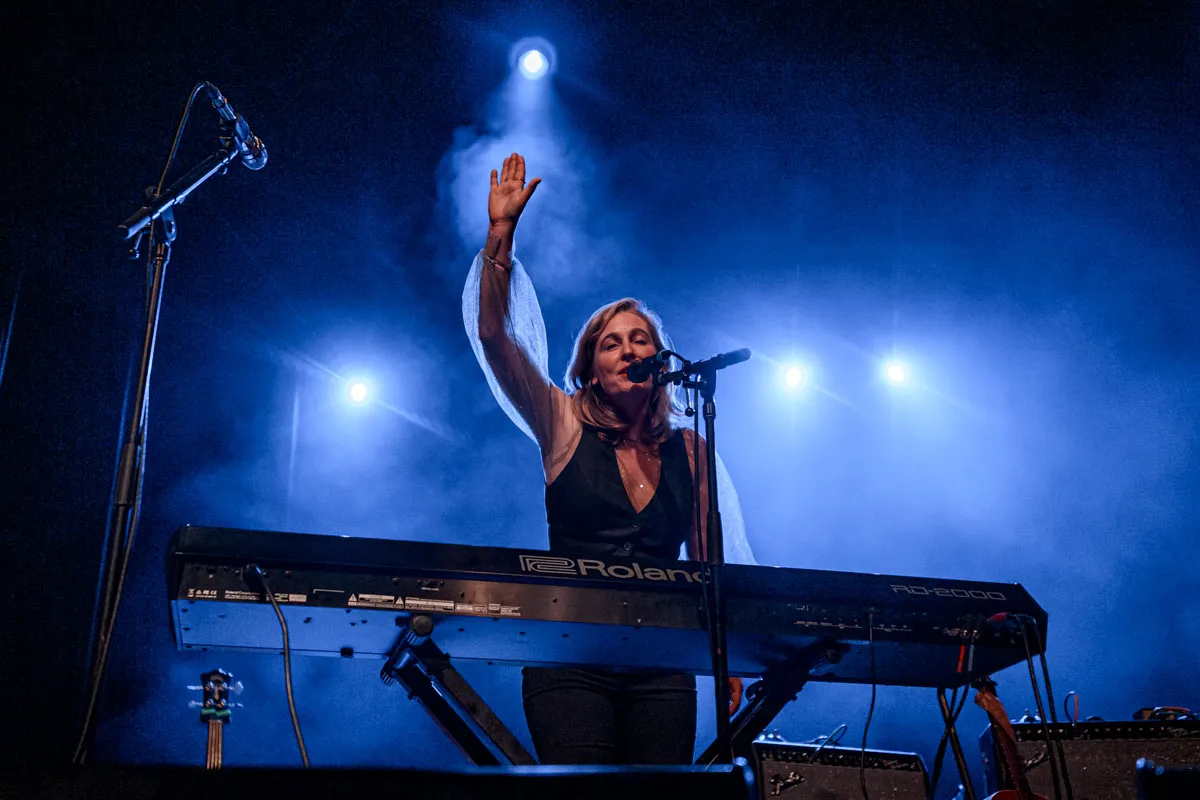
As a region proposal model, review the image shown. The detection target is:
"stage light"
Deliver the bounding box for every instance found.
[510,37,556,81]
[518,49,548,79]
[884,361,909,385]
[784,365,808,389]
[348,382,370,404]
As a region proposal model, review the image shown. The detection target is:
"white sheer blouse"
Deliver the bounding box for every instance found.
[463,251,756,565]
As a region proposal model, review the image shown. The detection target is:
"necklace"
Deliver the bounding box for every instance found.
[616,453,644,488]
[616,440,658,491]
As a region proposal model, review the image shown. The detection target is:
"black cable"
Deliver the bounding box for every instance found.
[72,242,166,765]
[250,564,310,768]
[1024,618,1075,800]
[811,722,848,754]
[155,82,208,198]
[860,610,877,800]
[71,351,137,764]
[1018,619,1064,800]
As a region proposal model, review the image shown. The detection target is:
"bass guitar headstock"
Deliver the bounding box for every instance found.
[189,668,243,724]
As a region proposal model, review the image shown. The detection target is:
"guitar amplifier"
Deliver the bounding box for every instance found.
[752,741,928,799]
[979,720,1200,800]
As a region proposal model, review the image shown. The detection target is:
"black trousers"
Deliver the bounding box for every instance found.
[521,667,697,765]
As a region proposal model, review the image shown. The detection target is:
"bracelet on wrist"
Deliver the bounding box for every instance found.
[481,251,512,272]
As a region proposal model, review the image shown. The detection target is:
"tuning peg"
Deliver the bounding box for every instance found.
[187,681,244,693]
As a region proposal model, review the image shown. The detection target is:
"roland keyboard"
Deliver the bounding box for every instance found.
[167,525,1048,688]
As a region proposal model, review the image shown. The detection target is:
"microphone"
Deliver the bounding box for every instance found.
[204,83,268,170]
[686,348,751,374]
[626,351,672,384]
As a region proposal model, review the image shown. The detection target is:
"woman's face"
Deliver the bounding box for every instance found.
[591,310,659,398]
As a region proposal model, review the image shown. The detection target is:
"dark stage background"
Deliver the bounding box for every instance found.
[1,2,1196,796]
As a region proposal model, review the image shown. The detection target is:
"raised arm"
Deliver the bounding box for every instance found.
[477,153,537,341]
[472,154,575,462]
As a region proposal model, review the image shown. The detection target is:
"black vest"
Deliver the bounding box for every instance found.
[545,425,693,561]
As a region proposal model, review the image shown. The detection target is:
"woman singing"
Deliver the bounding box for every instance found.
[464,152,754,764]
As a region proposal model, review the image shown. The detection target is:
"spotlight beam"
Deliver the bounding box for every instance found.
[510,36,556,81]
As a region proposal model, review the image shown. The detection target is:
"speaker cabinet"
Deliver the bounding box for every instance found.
[1137,758,1200,800]
[980,720,1200,800]
[753,741,928,799]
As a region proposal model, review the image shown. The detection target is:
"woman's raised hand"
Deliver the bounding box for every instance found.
[489,153,541,230]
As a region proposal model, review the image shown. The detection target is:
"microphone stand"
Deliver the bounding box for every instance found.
[74,141,240,764]
[657,357,739,764]
[119,145,241,241]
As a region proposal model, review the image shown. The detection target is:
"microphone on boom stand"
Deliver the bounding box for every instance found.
[629,344,751,762]
[627,351,673,384]
[628,348,752,386]
[203,83,268,171]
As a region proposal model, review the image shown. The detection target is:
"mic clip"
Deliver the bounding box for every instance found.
[627,350,676,384]
[655,348,753,386]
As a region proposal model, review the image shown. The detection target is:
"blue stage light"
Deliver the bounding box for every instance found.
[884,361,909,385]
[510,37,556,81]
[519,49,548,79]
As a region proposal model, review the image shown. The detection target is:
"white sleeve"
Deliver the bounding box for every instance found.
[714,450,756,565]
[461,252,550,445]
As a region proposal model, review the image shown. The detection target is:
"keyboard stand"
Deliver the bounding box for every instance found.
[384,615,838,768]
[696,640,842,764]
[380,615,536,766]
[936,687,978,800]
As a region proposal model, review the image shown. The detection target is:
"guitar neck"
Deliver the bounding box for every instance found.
[197,667,237,770]
[992,721,1035,799]
[976,687,1043,800]
[205,719,223,769]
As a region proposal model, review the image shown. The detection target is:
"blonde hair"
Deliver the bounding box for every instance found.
[564,298,685,444]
